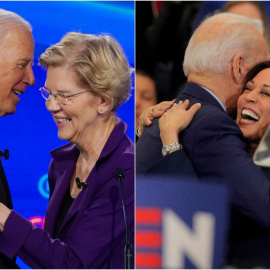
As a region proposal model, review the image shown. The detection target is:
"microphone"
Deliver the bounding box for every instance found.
[75,177,88,189]
[0,149,9,160]
[115,168,132,269]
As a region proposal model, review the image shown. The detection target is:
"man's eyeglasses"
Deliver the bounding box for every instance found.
[39,87,88,105]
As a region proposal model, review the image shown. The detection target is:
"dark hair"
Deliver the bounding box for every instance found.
[136,68,155,81]
[243,61,270,88]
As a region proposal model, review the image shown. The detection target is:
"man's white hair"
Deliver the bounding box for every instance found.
[0,8,32,39]
[183,13,264,76]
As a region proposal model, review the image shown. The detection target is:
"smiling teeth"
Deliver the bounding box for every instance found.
[57,118,70,123]
[242,109,259,120]
[12,90,22,95]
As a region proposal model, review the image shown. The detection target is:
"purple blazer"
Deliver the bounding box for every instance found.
[0,118,134,269]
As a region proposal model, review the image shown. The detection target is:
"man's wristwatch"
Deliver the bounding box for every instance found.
[162,142,182,157]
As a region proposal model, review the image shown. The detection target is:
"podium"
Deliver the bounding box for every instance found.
[136,176,229,269]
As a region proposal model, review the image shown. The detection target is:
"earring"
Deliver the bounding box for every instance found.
[99,108,103,113]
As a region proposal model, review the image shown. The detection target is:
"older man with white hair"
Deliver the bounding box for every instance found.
[0,8,35,268]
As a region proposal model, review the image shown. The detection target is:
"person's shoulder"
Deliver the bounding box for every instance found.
[99,138,134,185]
[111,117,134,154]
[123,135,134,155]
[182,103,243,146]
[197,102,228,120]
[102,124,134,171]
[193,106,240,136]
[112,136,134,169]
[112,135,134,162]
[181,99,227,125]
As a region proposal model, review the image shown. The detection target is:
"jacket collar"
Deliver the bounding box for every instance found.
[45,117,127,236]
[181,82,225,112]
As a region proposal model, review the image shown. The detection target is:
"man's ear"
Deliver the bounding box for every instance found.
[98,96,112,115]
[231,55,245,84]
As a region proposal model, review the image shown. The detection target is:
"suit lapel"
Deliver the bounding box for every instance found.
[45,154,99,237]
[55,166,100,237]
[45,164,75,235]
[0,162,12,208]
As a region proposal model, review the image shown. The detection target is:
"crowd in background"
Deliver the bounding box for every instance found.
[136,1,270,106]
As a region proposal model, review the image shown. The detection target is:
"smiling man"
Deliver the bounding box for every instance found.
[0,18,35,116]
[0,9,35,268]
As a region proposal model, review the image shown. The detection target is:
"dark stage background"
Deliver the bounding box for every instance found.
[0,2,134,268]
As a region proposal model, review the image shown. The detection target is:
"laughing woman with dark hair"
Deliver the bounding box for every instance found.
[156,60,270,157]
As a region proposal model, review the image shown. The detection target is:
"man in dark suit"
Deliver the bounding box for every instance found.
[0,9,35,268]
[0,159,17,268]
[137,13,270,268]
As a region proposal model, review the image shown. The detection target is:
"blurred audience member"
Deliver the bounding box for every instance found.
[221,1,270,51]
[135,70,157,130]
[136,1,155,75]
[137,1,202,102]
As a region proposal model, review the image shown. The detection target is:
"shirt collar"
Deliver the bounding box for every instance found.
[200,85,226,112]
